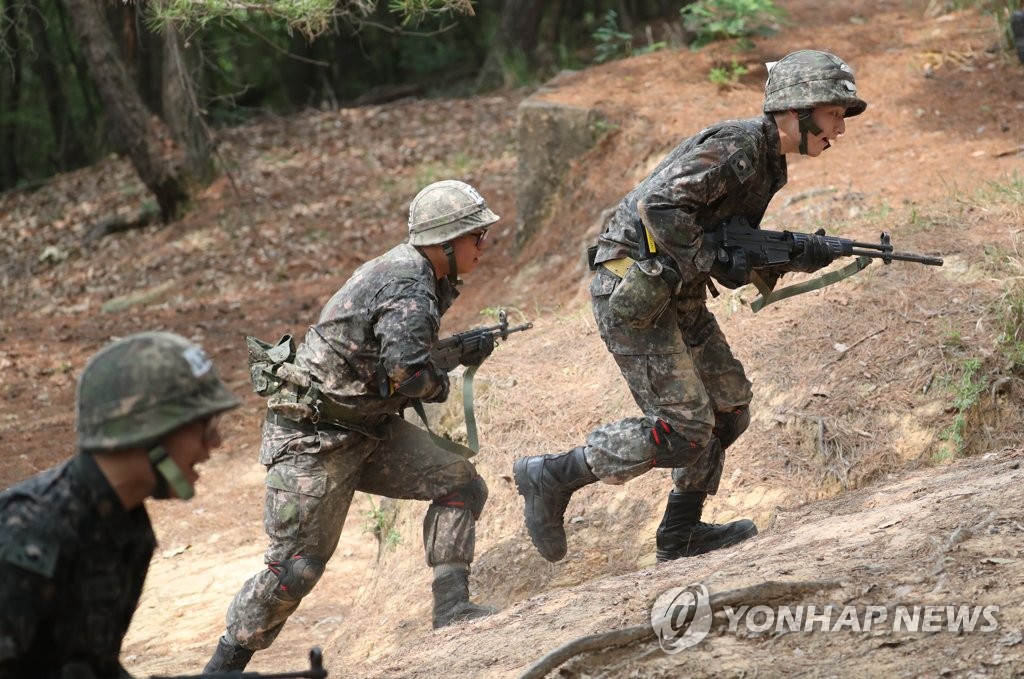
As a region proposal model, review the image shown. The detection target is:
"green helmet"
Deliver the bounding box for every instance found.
[763,50,867,118]
[76,331,241,452]
[407,180,499,246]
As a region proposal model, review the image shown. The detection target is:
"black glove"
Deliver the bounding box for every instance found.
[423,369,450,403]
[709,246,751,289]
[459,332,495,367]
[789,229,834,273]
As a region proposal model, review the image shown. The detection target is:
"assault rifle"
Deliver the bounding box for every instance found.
[704,217,944,312]
[432,308,534,372]
[419,309,533,453]
[150,646,327,679]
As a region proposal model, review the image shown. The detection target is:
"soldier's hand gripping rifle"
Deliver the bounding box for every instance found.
[150,646,327,679]
[431,309,534,372]
[428,309,533,452]
[704,217,944,312]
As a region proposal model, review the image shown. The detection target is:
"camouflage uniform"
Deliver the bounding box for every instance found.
[587,114,787,492]
[0,454,154,679]
[1,331,239,675]
[222,243,487,650]
[0,331,239,679]
[513,50,867,564]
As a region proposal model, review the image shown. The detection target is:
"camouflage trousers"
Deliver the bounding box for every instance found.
[587,269,752,492]
[224,413,481,650]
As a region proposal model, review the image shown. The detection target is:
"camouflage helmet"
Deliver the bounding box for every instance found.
[76,332,241,452]
[763,50,867,118]
[408,180,499,246]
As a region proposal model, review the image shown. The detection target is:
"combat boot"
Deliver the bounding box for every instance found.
[655,490,757,561]
[203,634,254,673]
[431,564,496,629]
[513,447,598,562]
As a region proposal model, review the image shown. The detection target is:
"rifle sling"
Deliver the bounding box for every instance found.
[462,364,481,453]
[750,256,873,313]
[408,374,480,459]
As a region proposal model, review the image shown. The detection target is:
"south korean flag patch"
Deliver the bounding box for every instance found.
[727,148,754,184]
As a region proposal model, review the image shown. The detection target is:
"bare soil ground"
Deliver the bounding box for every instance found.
[2,0,1023,676]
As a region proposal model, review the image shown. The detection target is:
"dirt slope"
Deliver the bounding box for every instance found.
[1,0,1023,676]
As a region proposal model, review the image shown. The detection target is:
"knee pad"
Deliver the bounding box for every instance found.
[432,474,488,520]
[648,419,721,469]
[268,555,325,601]
[714,406,750,450]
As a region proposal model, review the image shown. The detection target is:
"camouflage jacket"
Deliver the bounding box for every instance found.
[594,114,788,300]
[295,242,458,416]
[0,453,155,679]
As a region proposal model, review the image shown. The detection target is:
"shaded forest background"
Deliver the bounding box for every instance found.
[0,0,695,195]
[2,0,1018,221]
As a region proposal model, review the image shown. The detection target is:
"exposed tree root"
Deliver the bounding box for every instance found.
[519,579,842,679]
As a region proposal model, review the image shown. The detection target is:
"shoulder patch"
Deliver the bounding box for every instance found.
[0,534,59,579]
[727,148,755,184]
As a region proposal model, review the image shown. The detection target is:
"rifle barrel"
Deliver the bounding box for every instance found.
[849,248,944,266]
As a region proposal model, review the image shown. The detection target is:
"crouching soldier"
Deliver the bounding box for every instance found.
[204,180,502,673]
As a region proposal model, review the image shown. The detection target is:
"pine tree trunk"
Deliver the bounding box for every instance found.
[497,0,547,58]
[162,24,215,184]
[63,0,189,221]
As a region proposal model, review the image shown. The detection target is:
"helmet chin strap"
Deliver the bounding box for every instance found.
[442,242,461,286]
[148,445,194,500]
[796,109,823,155]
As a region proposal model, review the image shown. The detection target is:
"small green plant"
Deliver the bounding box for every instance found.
[681,0,785,49]
[937,356,987,460]
[995,280,1024,371]
[591,118,620,140]
[708,60,749,86]
[364,498,401,553]
[592,10,633,63]
[942,327,966,351]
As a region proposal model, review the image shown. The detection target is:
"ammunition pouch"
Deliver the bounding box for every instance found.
[247,334,382,437]
[247,334,302,397]
[606,256,679,329]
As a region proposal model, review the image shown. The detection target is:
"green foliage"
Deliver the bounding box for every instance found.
[680,0,785,49]
[389,0,474,27]
[364,497,401,552]
[708,60,748,86]
[937,356,987,460]
[980,171,1024,203]
[590,118,620,139]
[148,0,475,37]
[592,10,633,63]
[590,9,666,64]
[995,281,1024,371]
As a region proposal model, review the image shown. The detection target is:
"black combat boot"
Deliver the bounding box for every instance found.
[431,565,497,629]
[512,447,599,562]
[203,634,255,673]
[655,490,758,561]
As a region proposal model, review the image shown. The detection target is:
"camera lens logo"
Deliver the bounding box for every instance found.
[650,584,712,653]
